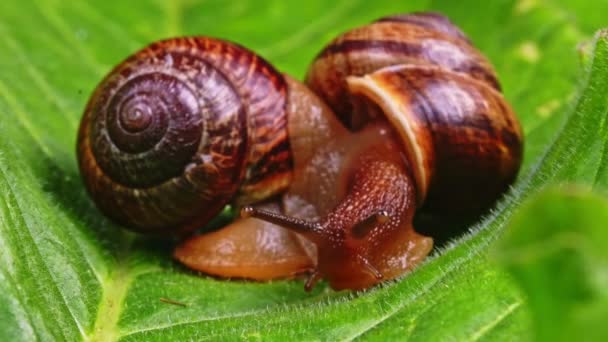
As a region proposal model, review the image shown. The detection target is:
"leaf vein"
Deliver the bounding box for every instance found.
[32,0,106,76]
[259,0,360,59]
[0,159,85,339]
[0,80,54,159]
[0,30,78,129]
[469,301,522,341]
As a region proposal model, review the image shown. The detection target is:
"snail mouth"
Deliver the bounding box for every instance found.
[320,259,381,291]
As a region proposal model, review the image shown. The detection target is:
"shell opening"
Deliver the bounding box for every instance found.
[346,72,428,203]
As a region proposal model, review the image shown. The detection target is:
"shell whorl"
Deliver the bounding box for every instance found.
[78,37,292,234]
[306,12,501,128]
[306,12,523,211]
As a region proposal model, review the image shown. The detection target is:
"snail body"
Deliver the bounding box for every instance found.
[77,12,522,291]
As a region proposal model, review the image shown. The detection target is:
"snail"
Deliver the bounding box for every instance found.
[77,12,523,291]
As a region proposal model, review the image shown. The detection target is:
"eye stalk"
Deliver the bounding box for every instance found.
[240,206,324,237]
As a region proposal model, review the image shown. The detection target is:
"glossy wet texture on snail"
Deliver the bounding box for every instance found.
[77,12,523,291]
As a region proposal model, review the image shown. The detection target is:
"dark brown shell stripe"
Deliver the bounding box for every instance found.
[186,38,292,206]
[315,37,499,91]
[306,15,500,127]
[375,12,471,43]
[358,65,522,212]
[77,37,292,234]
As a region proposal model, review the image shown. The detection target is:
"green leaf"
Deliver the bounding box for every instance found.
[1,0,608,340]
[496,188,608,342]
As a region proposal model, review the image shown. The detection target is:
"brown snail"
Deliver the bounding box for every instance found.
[77,12,522,291]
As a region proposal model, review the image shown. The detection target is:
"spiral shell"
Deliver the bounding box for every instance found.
[306,12,523,212]
[78,37,292,234]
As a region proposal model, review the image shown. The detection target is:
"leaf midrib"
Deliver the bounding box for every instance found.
[88,233,135,342]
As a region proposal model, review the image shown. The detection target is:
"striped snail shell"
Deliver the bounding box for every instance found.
[306,12,523,214]
[77,37,293,235]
